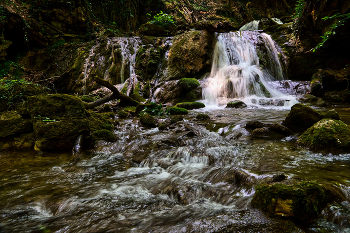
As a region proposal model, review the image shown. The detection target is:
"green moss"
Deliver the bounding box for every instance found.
[118,110,128,119]
[177,78,200,91]
[299,119,350,153]
[175,102,205,110]
[101,112,115,119]
[168,107,188,115]
[121,82,128,94]
[158,122,168,130]
[140,113,157,128]
[170,115,183,124]
[132,82,146,102]
[283,104,322,132]
[196,113,210,120]
[226,100,247,108]
[92,129,116,142]
[27,94,86,120]
[80,95,95,103]
[252,182,337,222]
[0,111,32,138]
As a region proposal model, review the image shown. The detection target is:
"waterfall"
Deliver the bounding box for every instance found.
[202,31,297,108]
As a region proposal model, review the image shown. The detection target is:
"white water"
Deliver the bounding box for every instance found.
[202,31,297,109]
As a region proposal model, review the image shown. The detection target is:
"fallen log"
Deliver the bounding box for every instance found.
[84,76,139,109]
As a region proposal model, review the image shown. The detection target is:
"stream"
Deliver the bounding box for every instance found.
[1,30,350,232]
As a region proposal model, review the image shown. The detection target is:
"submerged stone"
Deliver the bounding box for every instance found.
[283,104,322,133]
[196,113,210,120]
[140,113,158,128]
[252,182,343,222]
[226,100,247,108]
[298,119,350,154]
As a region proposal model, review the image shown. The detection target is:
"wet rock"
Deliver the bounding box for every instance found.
[299,94,326,107]
[252,182,344,222]
[298,119,350,154]
[226,100,247,108]
[170,115,183,124]
[196,113,210,120]
[91,129,117,143]
[245,121,266,130]
[175,102,205,110]
[323,90,350,103]
[252,127,270,136]
[118,110,128,119]
[323,109,341,120]
[167,30,214,80]
[310,70,324,96]
[282,104,322,133]
[269,123,292,135]
[140,113,158,128]
[0,111,32,138]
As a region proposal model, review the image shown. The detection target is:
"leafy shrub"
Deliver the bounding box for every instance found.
[313,13,350,52]
[147,11,176,26]
[142,102,168,116]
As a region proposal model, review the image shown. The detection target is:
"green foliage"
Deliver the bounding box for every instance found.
[293,0,305,20]
[147,11,176,26]
[142,102,168,116]
[313,13,350,52]
[0,77,32,108]
[0,60,24,78]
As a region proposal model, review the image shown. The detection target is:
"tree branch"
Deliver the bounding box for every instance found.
[84,76,139,109]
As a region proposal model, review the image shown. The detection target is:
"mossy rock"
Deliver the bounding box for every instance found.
[170,115,183,124]
[282,104,323,133]
[101,112,115,119]
[80,95,95,103]
[251,182,343,222]
[158,122,169,130]
[33,119,90,151]
[27,94,86,120]
[175,102,205,110]
[86,110,114,132]
[177,78,200,92]
[226,100,247,108]
[298,119,350,154]
[140,113,158,128]
[118,110,128,119]
[0,111,32,138]
[196,113,210,120]
[0,81,48,112]
[323,109,341,120]
[92,129,116,142]
[168,107,188,115]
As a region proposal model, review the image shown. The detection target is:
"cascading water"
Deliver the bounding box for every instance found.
[202,31,297,108]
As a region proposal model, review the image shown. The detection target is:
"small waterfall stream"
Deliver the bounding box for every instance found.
[202,31,297,108]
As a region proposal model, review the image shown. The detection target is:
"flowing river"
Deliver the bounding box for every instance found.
[1,31,350,232]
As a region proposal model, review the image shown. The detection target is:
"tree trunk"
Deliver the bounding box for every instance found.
[83,76,139,109]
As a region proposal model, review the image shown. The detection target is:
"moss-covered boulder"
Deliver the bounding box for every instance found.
[170,115,183,124]
[226,100,247,108]
[27,94,86,120]
[323,109,341,120]
[0,80,48,112]
[33,119,90,151]
[196,113,210,120]
[298,119,350,154]
[167,30,214,80]
[0,111,32,138]
[299,94,326,107]
[252,182,343,222]
[283,104,323,133]
[168,107,188,115]
[118,110,128,119]
[175,102,205,110]
[91,129,116,143]
[140,113,158,128]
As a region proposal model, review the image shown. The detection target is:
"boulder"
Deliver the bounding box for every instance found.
[175,102,205,110]
[299,94,326,107]
[283,104,322,133]
[168,107,188,115]
[252,182,344,222]
[226,100,247,108]
[167,30,214,80]
[0,111,32,138]
[323,109,341,120]
[140,113,158,128]
[299,119,350,154]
